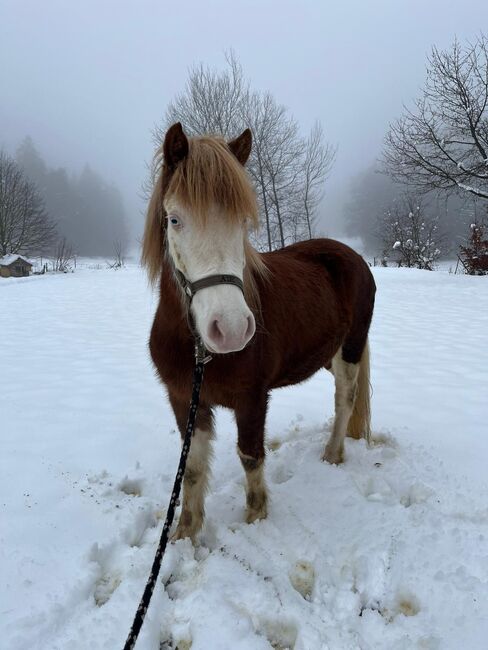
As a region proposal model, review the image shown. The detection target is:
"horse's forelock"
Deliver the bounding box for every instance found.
[142,135,262,287]
[166,136,259,228]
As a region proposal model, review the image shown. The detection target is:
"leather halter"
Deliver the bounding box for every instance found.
[174,268,245,362]
[174,268,244,303]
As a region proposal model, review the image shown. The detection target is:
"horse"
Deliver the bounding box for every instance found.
[142,122,376,541]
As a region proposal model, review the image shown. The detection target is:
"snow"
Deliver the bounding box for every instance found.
[0,254,33,267]
[1,263,488,650]
[456,181,488,199]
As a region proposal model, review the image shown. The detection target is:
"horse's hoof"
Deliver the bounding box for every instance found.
[245,503,268,524]
[322,445,344,465]
[171,513,202,543]
[171,526,194,542]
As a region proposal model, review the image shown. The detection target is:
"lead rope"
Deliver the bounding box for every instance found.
[123,337,211,650]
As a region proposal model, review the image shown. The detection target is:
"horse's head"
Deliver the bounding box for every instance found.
[144,122,263,354]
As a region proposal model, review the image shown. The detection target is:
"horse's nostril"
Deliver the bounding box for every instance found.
[245,315,255,340]
[208,318,224,344]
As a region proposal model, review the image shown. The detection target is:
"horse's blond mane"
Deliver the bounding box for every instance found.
[142,158,166,285]
[142,135,268,306]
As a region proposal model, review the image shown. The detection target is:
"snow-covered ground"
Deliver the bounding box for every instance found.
[1,262,487,650]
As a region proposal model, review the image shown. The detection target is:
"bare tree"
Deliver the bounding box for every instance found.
[243,91,304,249]
[0,151,57,256]
[379,197,444,270]
[458,218,488,274]
[162,51,246,139]
[52,236,75,272]
[299,122,336,239]
[154,52,335,251]
[107,239,125,269]
[383,34,488,201]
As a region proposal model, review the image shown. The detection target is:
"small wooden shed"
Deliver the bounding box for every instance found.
[0,254,33,278]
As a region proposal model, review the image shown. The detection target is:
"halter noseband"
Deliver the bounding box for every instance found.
[174,268,245,363]
[174,269,244,302]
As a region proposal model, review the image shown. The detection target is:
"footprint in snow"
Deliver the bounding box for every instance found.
[289,560,315,600]
[93,572,121,606]
[354,472,434,507]
[118,476,144,497]
[271,463,294,485]
[255,616,298,650]
[381,590,421,621]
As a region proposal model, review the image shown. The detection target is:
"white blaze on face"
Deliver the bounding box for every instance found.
[164,199,256,354]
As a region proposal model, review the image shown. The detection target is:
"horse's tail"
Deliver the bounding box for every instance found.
[347,339,371,443]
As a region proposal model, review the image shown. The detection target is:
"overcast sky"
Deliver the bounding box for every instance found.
[1,0,487,238]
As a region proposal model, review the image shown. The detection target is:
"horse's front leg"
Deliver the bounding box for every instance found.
[168,391,214,542]
[235,393,269,524]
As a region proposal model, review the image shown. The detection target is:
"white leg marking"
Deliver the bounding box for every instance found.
[173,427,214,541]
[323,349,359,465]
[238,450,268,523]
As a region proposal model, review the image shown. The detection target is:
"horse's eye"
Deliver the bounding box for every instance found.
[167,214,181,228]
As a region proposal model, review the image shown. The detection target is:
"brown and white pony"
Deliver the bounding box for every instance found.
[142,123,376,541]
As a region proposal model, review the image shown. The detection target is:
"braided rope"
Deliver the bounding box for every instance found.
[123,356,206,650]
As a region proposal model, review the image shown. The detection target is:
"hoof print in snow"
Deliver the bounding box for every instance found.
[267,438,283,451]
[93,573,121,606]
[369,433,398,449]
[256,617,298,650]
[396,597,420,617]
[399,482,435,508]
[359,476,394,503]
[118,477,144,497]
[271,464,294,484]
[163,573,180,602]
[289,560,315,600]
[356,474,434,508]
[393,592,421,618]
[381,592,421,621]
[160,639,186,650]
[173,636,192,650]
[122,508,158,548]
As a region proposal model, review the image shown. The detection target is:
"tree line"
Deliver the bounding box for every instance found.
[0,137,128,260]
[2,37,487,270]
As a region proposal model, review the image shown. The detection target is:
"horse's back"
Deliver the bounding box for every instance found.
[261,239,375,370]
[265,238,372,283]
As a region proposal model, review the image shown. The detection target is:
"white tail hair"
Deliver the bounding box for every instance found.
[347,339,371,443]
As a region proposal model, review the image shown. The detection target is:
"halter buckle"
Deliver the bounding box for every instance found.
[195,337,212,364]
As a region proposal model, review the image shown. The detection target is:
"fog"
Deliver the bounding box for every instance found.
[1,0,487,247]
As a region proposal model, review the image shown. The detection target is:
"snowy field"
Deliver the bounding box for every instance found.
[1,261,488,650]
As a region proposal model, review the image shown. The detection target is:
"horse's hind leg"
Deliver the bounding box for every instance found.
[323,348,360,465]
[168,391,214,541]
[235,393,268,524]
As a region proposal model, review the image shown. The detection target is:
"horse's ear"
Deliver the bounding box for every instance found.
[228,128,252,165]
[163,122,189,169]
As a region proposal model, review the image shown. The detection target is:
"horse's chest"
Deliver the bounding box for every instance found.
[150,324,249,407]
